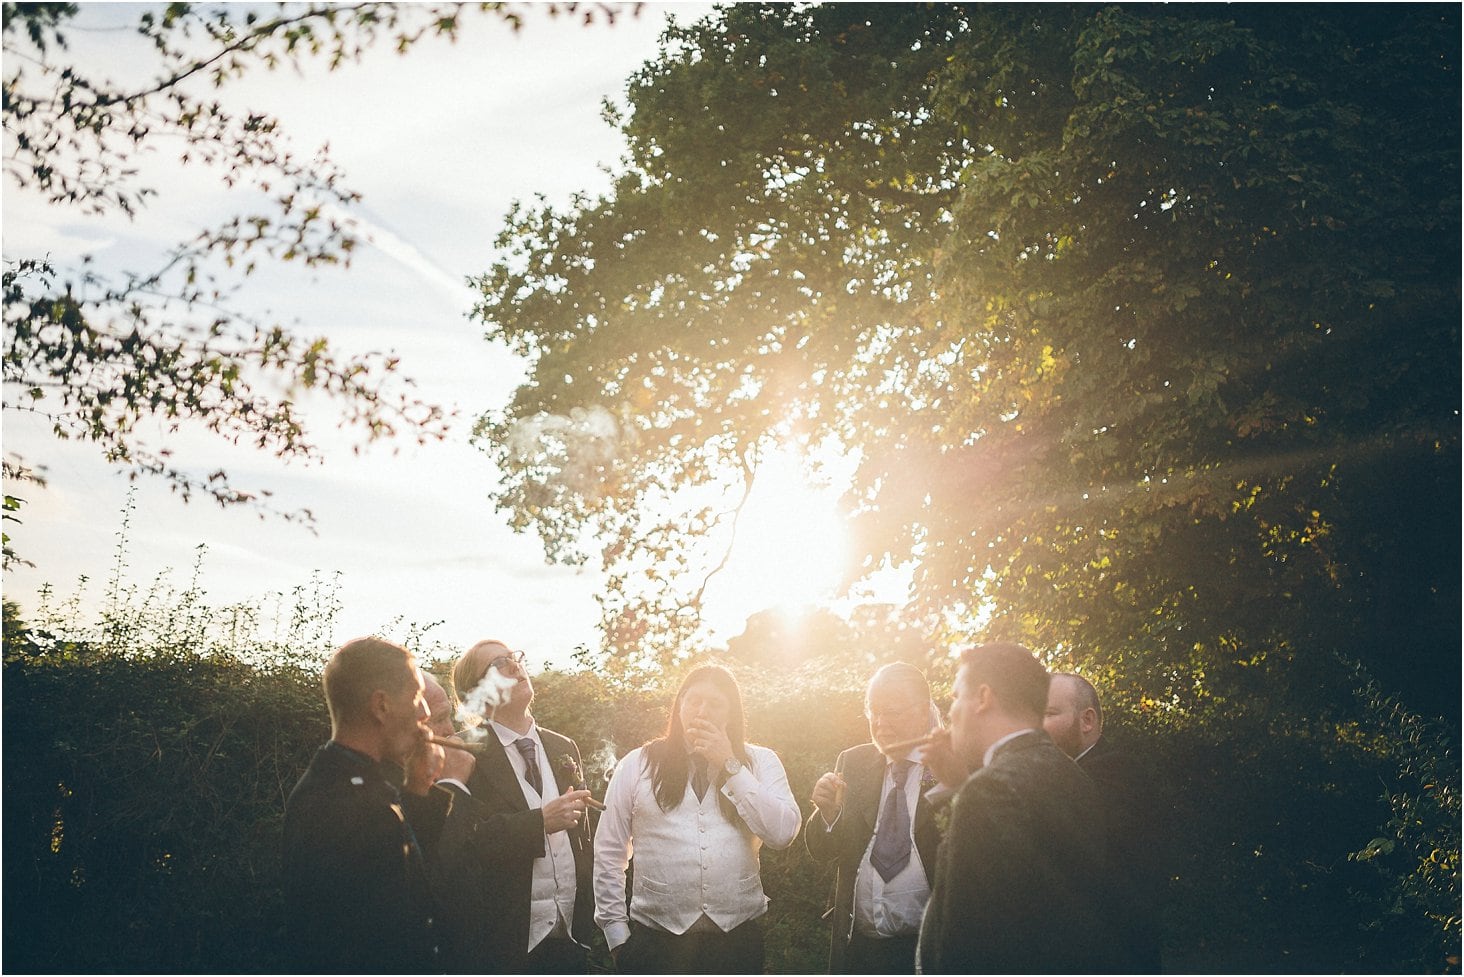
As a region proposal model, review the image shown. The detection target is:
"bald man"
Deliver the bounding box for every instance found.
[807,663,942,974]
[1045,673,1163,973]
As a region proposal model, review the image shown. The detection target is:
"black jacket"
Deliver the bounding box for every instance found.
[432,726,594,973]
[282,741,453,974]
[804,741,941,973]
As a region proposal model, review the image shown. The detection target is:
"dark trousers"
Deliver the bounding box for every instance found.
[526,937,587,974]
[616,918,763,975]
[844,931,918,975]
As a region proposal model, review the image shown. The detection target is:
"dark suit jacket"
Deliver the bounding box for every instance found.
[1079,734,1163,973]
[434,725,594,973]
[916,729,1112,974]
[805,742,941,973]
[282,741,453,974]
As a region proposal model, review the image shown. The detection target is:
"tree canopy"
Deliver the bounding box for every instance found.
[473,3,1460,722]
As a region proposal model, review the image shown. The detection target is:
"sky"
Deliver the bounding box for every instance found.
[3,2,900,670]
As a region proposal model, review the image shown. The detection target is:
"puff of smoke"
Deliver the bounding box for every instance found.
[455,666,520,735]
[504,406,619,502]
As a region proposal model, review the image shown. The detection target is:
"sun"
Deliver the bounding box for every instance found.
[700,446,851,638]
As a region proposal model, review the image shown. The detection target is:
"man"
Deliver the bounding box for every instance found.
[806,663,942,973]
[434,639,595,974]
[422,670,476,790]
[1045,672,1163,973]
[916,643,1112,974]
[594,664,801,974]
[282,636,453,973]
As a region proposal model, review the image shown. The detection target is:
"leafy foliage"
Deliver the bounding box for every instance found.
[4,537,1457,972]
[472,2,1459,721]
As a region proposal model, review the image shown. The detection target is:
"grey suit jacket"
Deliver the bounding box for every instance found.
[916,729,1113,974]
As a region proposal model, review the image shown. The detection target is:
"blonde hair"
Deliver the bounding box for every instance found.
[452,639,510,702]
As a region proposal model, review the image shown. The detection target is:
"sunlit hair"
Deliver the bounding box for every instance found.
[865,661,932,707]
[644,664,751,817]
[323,636,416,732]
[452,639,509,703]
[1051,672,1103,727]
[959,642,1050,721]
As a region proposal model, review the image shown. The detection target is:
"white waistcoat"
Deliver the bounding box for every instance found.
[622,754,769,933]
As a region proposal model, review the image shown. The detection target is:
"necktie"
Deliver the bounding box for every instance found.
[870,759,913,882]
[514,737,543,796]
[691,755,710,801]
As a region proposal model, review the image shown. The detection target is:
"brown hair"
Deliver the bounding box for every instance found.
[323,636,416,729]
[960,642,1050,721]
[644,664,750,818]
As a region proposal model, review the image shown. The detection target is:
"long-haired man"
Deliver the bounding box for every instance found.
[593,664,801,974]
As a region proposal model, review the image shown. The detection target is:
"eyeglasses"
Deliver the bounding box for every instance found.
[489,650,527,672]
[865,701,924,723]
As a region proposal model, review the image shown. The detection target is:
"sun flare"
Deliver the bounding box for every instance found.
[701,447,851,638]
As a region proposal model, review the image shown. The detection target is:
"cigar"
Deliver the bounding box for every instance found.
[427,736,607,811]
[429,735,488,755]
[878,733,934,757]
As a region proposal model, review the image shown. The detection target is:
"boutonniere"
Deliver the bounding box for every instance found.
[933,803,952,836]
[920,767,938,791]
[556,753,586,789]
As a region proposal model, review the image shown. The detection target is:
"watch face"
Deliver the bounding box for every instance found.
[724,758,741,775]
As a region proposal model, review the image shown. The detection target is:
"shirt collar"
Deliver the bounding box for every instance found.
[982,727,1036,769]
[490,719,539,746]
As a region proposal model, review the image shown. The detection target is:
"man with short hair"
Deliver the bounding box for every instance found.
[1046,672,1163,972]
[282,636,453,973]
[435,639,595,974]
[916,643,1112,974]
[806,662,943,973]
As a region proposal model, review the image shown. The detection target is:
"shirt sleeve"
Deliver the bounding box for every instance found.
[721,746,802,850]
[592,749,640,950]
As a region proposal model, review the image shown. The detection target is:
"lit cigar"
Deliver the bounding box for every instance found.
[429,735,489,755]
[877,733,934,757]
[428,736,607,811]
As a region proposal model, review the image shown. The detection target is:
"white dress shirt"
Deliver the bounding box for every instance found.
[593,743,801,951]
[851,749,931,938]
[491,720,578,952]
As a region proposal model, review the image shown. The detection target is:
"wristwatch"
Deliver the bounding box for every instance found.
[723,757,743,777]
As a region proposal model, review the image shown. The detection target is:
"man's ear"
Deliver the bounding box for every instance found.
[973,683,997,713]
[367,688,391,726]
[1079,706,1098,735]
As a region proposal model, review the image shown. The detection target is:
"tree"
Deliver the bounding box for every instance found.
[474,5,1461,961]
[474,3,1459,718]
[2,1,622,565]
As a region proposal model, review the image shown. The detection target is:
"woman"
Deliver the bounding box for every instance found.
[593,664,801,974]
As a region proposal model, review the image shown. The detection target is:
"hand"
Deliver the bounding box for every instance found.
[437,737,476,784]
[810,771,846,825]
[541,786,593,834]
[403,734,445,796]
[919,728,969,790]
[686,718,733,770]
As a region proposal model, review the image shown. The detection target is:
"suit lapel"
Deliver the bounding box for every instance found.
[541,728,572,795]
[851,746,885,839]
[473,733,530,812]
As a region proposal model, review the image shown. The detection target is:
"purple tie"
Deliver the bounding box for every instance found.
[514,738,543,796]
[870,759,912,882]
